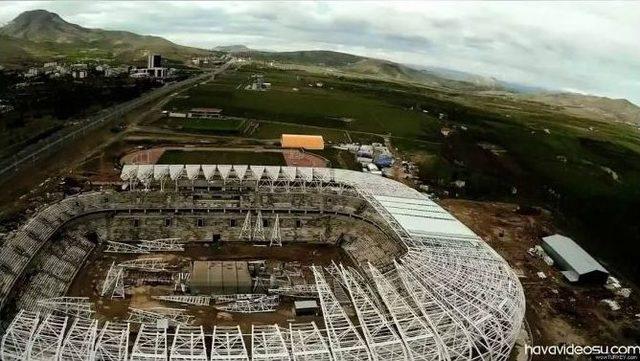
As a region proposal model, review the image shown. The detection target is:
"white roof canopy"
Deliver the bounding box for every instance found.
[169,165,184,180]
[185,165,201,180]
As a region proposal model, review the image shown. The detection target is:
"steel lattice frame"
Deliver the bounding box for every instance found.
[140,238,185,252]
[338,265,408,361]
[239,211,252,241]
[251,324,291,361]
[215,295,280,313]
[59,318,98,361]
[395,261,477,361]
[289,322,332,361]
[36,297,95,319]
[105,241,149,254]
[93,321,130,361]
[130,324,168,361]
[27,313,68,360]
[153,295,211,306]
[400,246,523,361]
[1,310,40,361]
[368,264,448,361]
[253,210,266,242]
[211,326,249,360]
[128,307,194,326]
[170,325,208,361]
[118,257,169,272]
[311,266,372,361]
[269,214,282,247]
[269,284,317,298]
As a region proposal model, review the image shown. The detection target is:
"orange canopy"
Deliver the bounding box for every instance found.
[280,134,325,150]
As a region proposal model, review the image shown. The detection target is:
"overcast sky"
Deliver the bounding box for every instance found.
[2,1,639,103]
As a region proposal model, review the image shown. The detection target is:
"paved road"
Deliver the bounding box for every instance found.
[0,61,233,184]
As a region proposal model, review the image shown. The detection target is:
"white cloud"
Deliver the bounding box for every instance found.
[2,1,639,103]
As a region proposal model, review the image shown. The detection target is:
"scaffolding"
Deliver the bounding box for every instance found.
[92,322,130,361]
[211,325,249,360]
[289,322,332,361]
[170,325,208,361]
[269,214,282,247]
[311,266,372,361]
[130,324,168,361]
[251,324,290,361]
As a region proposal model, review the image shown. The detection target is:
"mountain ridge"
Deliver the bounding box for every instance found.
[3,11,639,124]
[0,9,210,65]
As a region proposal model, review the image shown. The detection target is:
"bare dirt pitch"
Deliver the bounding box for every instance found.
[283,149,327,167]
[440,199,640,348]
[67,242,352,332]
[120,147,166,165]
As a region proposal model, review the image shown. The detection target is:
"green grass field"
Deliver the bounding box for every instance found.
[164,66,442,140]
[158,149,285,165]
[158,117,247,135]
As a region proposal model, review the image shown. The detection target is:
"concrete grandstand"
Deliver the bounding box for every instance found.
[0,164,525,361]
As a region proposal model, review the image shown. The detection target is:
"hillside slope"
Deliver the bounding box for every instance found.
[0,10,210,66]
[521,93,640,125]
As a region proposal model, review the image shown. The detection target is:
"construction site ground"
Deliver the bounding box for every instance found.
[67,242,352,332]
[440,199,640,351]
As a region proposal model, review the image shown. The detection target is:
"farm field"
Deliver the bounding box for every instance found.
[157,117,247,134]
[164,65,442,140]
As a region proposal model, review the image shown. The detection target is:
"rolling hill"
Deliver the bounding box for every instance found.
[0,9,211,66]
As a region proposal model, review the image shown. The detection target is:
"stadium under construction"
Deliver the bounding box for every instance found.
[0,164,525,361]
